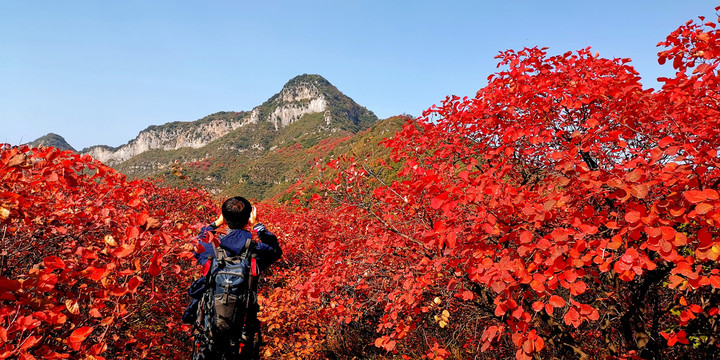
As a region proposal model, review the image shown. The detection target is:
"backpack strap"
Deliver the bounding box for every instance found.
[243,246,259,336]
[242,238,257,291]
[242,237,252,256]
[214,244,225,267]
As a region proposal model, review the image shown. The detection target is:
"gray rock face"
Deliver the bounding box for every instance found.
[83,118,243,165]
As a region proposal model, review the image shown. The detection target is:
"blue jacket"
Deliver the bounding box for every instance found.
[182,222,282,325]
[194,222,282,272]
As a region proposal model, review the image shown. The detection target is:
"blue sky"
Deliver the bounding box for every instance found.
[1,1,717,150]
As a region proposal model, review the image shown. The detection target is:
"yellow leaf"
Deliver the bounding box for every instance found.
[708,245,720,261]
[65,300,80,315]
[0,207,9,220]
[104,235,117,247]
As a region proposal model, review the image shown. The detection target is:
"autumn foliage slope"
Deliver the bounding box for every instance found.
[3,8,720,360]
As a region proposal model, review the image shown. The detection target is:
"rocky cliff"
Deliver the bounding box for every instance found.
[82,114,244,164]
[79,74,373,165]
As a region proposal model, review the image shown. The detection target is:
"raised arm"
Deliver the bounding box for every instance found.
[248,206,282,271]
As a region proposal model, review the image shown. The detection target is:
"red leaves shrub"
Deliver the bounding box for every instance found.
[0,145,216,359]
[256,7,720,360]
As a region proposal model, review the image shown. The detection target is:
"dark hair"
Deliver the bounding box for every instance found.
[221,196,252,229]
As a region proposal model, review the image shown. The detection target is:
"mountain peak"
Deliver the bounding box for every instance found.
[28,133,76,152]
[277,74,332,103]
[284,73,331,87]
[257,74,376,132]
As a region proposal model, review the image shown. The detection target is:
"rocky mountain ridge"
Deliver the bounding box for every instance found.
[82,115,245,165]
[75,74,374,165]
[26,74,384,198]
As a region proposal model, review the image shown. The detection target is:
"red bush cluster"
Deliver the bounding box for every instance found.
[0,145,216,359]
[257,8,720,360]
[185,159,214,172]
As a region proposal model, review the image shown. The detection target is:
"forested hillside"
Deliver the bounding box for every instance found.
[2,8,720,360]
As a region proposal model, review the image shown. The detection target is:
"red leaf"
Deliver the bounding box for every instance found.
[127,276,143,293]
[569,281,587,296]
[608,234,623,249]
[68,326,94,350]
[624,211,641,223]
[532,301,544,312]
[111,286,128,297]
[630,184,649,199]
[43,256,66,271]
[530,279,545,293]
[431,192,449,209]
[695,203,714,215]
[564,307,581,327]
[19,335,40,351]
[661,226,676,241]
[44,172,59,182]
[144,216,160,230]
[684,190,707,203]
[658,136,674,148]
[519,230,533,244]
[548,295,566,308]
[126,226,140,239]
[698,228,713,249]
[704,189,719,200]
[0,276,21,292]
[148,252,163,277]
[136,213,149,226]
[89,308,102,318]
[458,170,470,182]
[522,338,533,353]
[112,243,135,259]
[460,290,474,301]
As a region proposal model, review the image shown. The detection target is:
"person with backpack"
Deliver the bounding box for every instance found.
[183,196,282,360]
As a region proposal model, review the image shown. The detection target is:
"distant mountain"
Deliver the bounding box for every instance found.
[82,74,377,166]
[24,74,402,199]
[28,133,76,152]
[63,74,387,199]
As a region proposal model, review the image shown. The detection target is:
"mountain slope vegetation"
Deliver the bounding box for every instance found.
[112,75,385,199]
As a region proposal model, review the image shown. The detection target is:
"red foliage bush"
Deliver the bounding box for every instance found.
[0,145,216,359]
[258,8,720,360]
